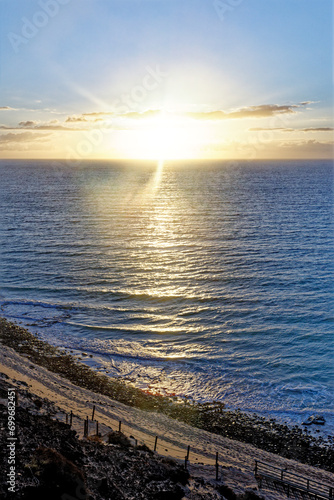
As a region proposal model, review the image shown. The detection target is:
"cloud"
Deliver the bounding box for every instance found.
[0,132,52,150]
[66,116,89,123]
[81,105,304,122]
[69,102,310,123]
[66,115,104,123]
[0,132,51,142]
[249,127,293,132]
[186,103,308,121]
[34,124,83,130]
[19,120,38,127]
[299,101,317,106]
[277,139,334,158]
[0,120,84,131]
[283,139,333,146]
[249,127,334,132]
[280,139,333,148]
[0,106,68,116]
[301,127,334,132]
[82,112,114,117]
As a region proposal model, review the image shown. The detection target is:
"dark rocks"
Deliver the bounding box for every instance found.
[33,399,42,409]
[302,415,326,426]
[137,443,153,454]
[218,485,265,500]
[143,479,185,499]
[107,430,132,447]
[219,484,238,500]
[22,446,88,500]
[0,380,191,500]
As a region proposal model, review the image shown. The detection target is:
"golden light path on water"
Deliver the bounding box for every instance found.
[79,158,254,399]
[86,158,203,335]
[81,159,210,397]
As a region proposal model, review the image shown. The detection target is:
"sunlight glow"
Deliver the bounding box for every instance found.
[117,116,208,160]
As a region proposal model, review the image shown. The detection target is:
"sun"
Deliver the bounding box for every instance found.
[117,115,208,160]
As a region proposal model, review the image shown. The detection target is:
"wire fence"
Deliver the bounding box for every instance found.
[54,404,334,494]
[255,460,334,500]
[56,406,221,479]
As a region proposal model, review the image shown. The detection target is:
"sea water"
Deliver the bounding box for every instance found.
[0,159,333,433]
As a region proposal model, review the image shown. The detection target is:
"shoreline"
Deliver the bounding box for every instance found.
[36,329,334,437]
[0,317,333,473]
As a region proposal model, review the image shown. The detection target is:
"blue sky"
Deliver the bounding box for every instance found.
[0,0,333,159]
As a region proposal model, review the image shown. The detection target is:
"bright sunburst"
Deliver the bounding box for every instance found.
[118,115,208,160]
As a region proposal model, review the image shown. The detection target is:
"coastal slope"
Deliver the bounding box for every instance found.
[1,337,333,499]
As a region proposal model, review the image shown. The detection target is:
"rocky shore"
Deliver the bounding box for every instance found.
[0,316,333,484]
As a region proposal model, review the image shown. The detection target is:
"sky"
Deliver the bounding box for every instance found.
[0,0,333,160]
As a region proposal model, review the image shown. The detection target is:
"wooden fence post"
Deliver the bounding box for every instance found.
[154,436,158,452]
[185,445,190,470]
[70,410,73,427]
[216,452,219,481]
[96,421,99,436]
[119,421,122,432]
[91,405,95,421]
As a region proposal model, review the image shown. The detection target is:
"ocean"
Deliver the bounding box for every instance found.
[0,159,333,433]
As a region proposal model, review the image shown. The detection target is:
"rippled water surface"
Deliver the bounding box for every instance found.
[0,159,333,429]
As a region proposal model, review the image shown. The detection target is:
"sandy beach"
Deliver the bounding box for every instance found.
[1,318,333,499]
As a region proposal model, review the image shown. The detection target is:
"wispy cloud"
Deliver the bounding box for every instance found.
[249,127,334,132]
[186,103,309,121]
[301,127,333,132]
[19,121,38,127]
[279,139,333,151]
[82,112,113,117]
[71,102,310,123]
[66,116,89,123]
[282,139,333,146]
[0,120,84,131]
[66,115,104,123]
[0,132,51,143]
[249,127,293,132]
[0,132,52,150]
